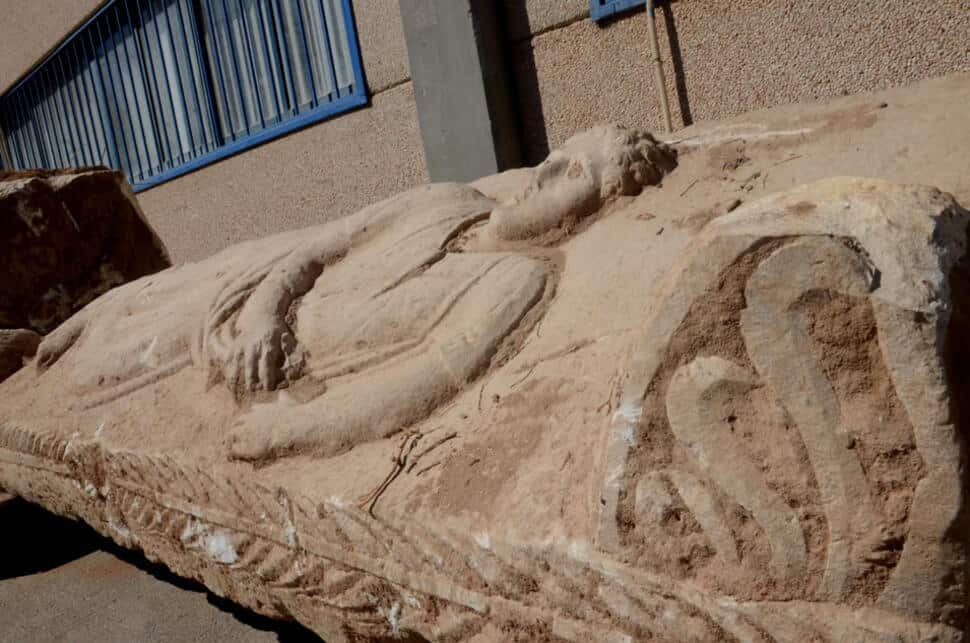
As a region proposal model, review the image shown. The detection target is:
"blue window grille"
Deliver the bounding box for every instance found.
[591,0,647,22]
[0,0,366,192]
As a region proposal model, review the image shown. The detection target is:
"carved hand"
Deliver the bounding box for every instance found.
[222,315,292,394]
[204,239,340,398]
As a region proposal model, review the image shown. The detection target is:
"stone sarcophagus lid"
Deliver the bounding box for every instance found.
[1,127,968,641]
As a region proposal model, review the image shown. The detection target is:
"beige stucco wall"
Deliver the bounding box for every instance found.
[510,0,970,163]
[138,81,425,263]
[0,0,104,93]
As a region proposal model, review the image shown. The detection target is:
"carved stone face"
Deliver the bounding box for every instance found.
[487,125,676,240]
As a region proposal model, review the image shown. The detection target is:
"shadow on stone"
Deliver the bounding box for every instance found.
[0,497,322,642]
[0,498,100,579]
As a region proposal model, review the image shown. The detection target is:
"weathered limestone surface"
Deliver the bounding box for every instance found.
[0,169,170,380]
[1,127,968,641]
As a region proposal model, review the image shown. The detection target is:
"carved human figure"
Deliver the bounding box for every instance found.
[4,160,970,641]
[35,125,675,462]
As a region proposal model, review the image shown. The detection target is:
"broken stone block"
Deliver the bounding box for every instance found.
[0,127,966,640]
[0,168,170,334]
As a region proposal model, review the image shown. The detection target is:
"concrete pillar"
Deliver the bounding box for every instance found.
[400,0,521,182]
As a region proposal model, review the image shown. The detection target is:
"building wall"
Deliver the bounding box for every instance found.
[507,0,970,163]
[0,0,424,264]
[140,0,424,263]
[137,0,423,263]
[138,82,425,263]
[3,1,969,262]
[0,1,104,94]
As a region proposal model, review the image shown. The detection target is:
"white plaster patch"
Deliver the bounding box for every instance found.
[63,431,82,458]
[108,519,131,540]
[665,125,814,148]
[181,519,204,542]
[611,401,643,443]
[204,531,238,564]
[180,519,238,565]
[619,424,635,445]
[568,541,592,563]
[612,400,643,423]
[141,336,160,368]
[378,602,402,635]
[473,531,491,550]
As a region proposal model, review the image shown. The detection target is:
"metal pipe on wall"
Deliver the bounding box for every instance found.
[646,0,673,133]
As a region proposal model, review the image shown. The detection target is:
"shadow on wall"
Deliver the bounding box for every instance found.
[0,498,322,642]
[505,1,694,166]
[660,2,693,127]
[596,1,694,129]
[500,3,551,166]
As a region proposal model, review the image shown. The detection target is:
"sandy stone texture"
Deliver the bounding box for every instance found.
[3,79,970,641]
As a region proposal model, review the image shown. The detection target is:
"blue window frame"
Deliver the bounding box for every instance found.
[591,0,647,22]
[0,0,366,192]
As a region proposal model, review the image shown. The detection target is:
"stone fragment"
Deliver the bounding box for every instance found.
[0,131,967,641]
[0,168,170,333]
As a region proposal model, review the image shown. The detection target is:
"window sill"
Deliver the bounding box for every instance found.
[133,89,368,193]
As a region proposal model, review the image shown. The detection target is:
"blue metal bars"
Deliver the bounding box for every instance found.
[0,0,366,191]
[590,0,647,22]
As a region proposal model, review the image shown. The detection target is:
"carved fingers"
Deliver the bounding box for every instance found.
[203,259,301,396]
[203,263,276,343]
[228,328,282,392]
[212,322,299,397]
